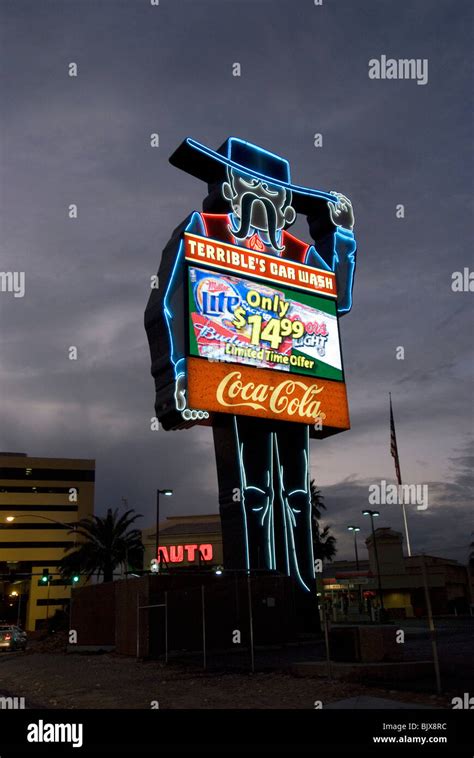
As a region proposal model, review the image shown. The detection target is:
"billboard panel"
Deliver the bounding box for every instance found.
[184,232,336,297]
[187,357,350,430]
[188,265,344,382]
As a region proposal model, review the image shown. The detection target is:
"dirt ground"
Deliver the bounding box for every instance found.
[0,647,450,709]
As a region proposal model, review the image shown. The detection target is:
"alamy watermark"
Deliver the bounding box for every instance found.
[0,271,25,298]
[27,720,83,749]
[0,695,25,709]
[368,55,428,86]
[451,692,473,709]
[368,479,428,511]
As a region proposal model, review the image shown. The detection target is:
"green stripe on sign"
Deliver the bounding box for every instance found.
[291,349,343,381]
[279,284,337,316]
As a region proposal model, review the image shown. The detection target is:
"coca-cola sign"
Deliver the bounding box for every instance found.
[188,357,349,431]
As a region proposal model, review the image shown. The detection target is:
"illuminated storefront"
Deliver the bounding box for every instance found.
[142,514,223,569]
[322,528,471,619]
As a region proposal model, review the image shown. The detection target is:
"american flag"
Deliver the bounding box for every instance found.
[390,394,402,485]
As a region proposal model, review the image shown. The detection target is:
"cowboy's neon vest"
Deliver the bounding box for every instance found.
[200,213,309,264]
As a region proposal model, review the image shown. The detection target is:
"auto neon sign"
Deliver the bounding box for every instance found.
[155,543,214,564]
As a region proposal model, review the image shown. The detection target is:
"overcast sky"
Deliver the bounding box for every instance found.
[1,0,472,563]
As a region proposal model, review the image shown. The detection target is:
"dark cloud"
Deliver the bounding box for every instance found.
[0,0,472,560]
[319,436,473,564]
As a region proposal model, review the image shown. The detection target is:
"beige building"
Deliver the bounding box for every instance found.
[323,527,471,618]
[0,452,95,630]
[142,517,470,618]
[142,514,223,570]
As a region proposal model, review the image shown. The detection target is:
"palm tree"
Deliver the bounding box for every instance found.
[59,508,144,583]
[310,480,337,562]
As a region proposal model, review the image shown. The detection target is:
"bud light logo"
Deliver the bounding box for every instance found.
[194,276,241,317]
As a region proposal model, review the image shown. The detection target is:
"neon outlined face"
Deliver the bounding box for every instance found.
[222,167,296,252]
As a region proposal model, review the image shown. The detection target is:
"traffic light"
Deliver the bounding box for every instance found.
[41,569,50,584]
[71,574,80,584]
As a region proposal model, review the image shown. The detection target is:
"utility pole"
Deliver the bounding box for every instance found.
[155,489,173,565]
[362,510,385,617]
[420,554,441,694]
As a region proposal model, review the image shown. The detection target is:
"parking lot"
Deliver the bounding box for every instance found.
[0,618,472,709]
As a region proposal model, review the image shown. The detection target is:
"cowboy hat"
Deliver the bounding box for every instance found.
[169,137,334,216]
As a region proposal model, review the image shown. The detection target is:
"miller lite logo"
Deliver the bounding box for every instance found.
[194,276,241,318]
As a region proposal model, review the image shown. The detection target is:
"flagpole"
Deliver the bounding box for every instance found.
[401,499,412,558]
[390,393,412,557]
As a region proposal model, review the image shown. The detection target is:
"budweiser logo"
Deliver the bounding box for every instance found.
[215,371,326,421]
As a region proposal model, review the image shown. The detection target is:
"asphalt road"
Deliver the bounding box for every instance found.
[0,618,470,708]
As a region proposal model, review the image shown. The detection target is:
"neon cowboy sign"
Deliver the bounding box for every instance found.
[145,136,358,593]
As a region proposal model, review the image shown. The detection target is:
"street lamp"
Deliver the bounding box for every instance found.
[5,514,79,626]
[5,513,77,547]
[155,489,173,563]
[347,525,361,570]
[5,513,76,528]
[347,525,363,612]
[362,509,385,615]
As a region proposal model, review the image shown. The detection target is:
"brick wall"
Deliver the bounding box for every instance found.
[70,582,115,647]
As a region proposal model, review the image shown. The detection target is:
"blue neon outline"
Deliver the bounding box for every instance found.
[334,228,356,314]
[260,446,276,571]
[277,464,311,592]
[185,137,336,203]
[336,227,355,240]
[163,170,354,570]
[163,211,204,380]
[224,138,291,172]
[304,435,316,581]
[233,416,251,572]
[273,437,290,576]
[268,447,276,570]
[232,421,313,586]
[304,228,356,315]
[275,427,313,592]
[236,423,276,571]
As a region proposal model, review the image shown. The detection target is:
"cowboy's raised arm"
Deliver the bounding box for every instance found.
[328,192,356,315]
[305,192,357,316]
[145,211,205,415]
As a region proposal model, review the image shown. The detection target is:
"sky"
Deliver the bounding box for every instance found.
[0,0,472,563]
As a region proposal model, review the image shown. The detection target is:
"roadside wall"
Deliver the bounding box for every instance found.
[70,582,115,647]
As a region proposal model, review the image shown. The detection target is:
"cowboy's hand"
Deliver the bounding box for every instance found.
[328,192,354,231]
[174,373,187,411]
[174,373,209,421]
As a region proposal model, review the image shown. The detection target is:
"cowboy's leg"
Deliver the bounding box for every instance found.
[234,415,275,571]
[275,422,315,592]
[212,413,248,570]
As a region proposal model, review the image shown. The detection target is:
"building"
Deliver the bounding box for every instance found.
[0,452,95,631]
[142,514,223,570]
[323,527,471,619]
[143,517,470,618]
